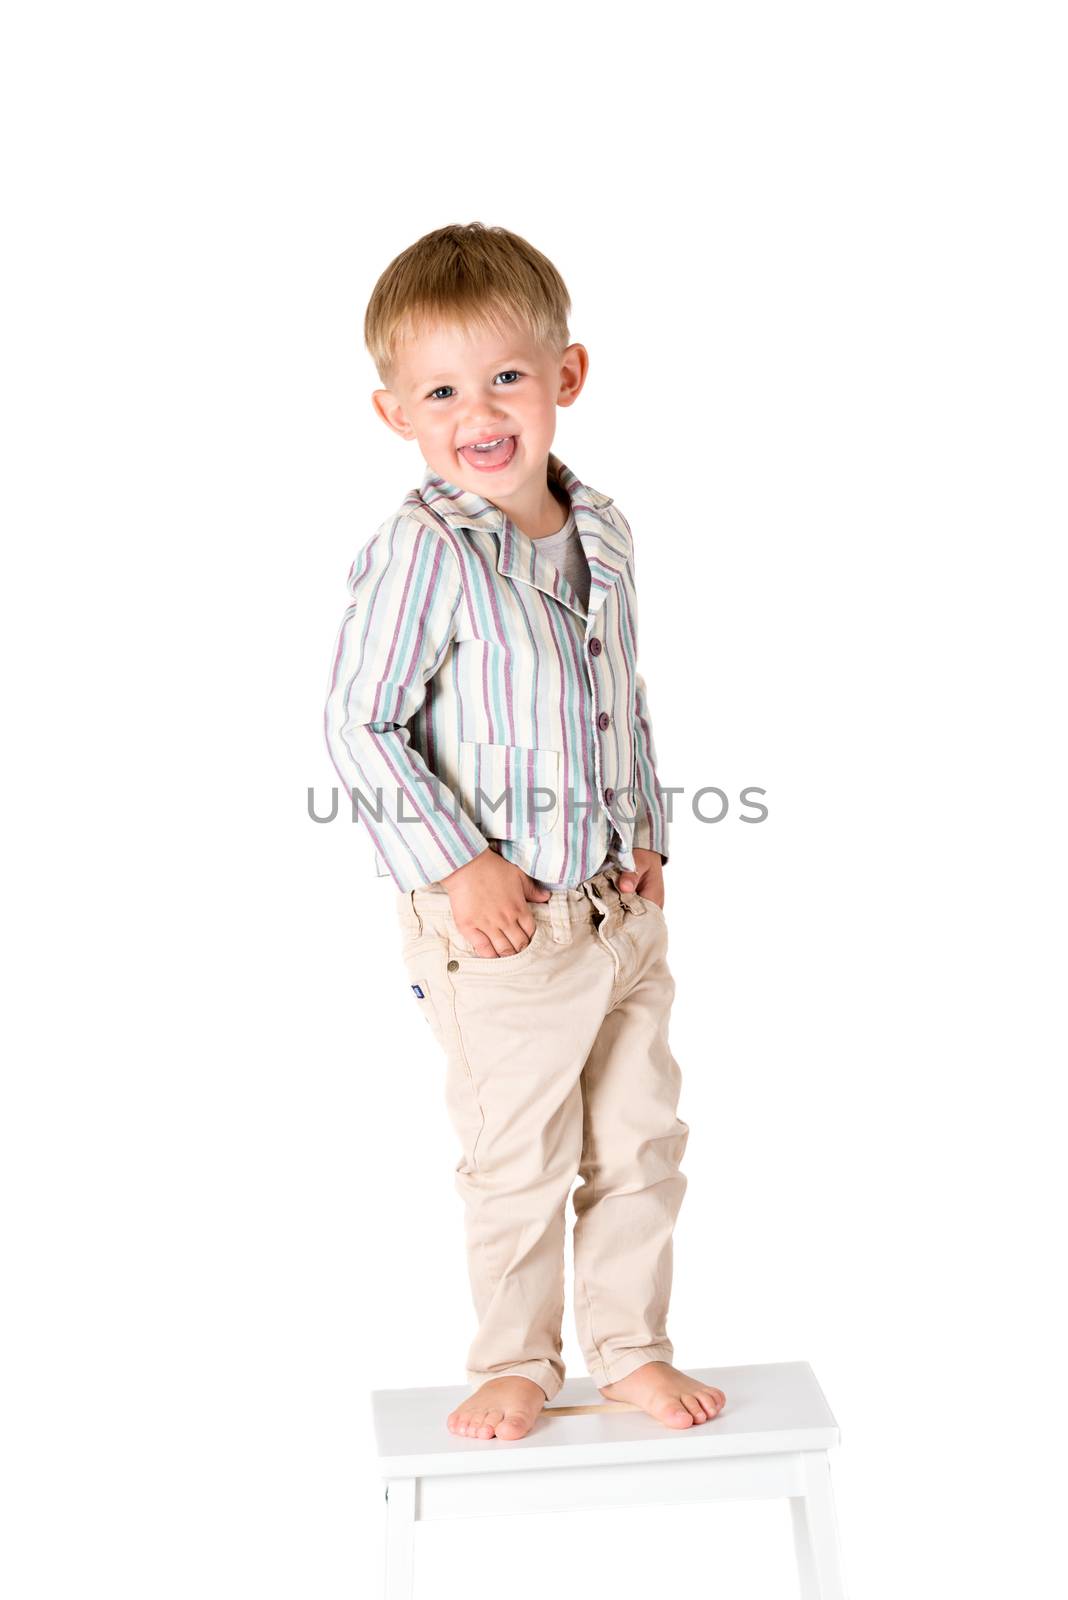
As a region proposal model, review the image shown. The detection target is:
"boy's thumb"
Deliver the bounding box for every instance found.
[522,872,553,901]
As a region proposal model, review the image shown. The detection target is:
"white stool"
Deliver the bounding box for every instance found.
[371,1360,848,1598]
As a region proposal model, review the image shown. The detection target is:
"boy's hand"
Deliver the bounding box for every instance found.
[617,848,665,908]
[439,847,552,958]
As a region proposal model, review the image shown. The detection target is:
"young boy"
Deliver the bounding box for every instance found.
[324,222,725,1441]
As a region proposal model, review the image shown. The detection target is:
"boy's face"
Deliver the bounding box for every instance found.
[371,313,587,503]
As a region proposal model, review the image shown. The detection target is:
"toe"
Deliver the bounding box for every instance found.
[658,1398,694,1428]
[681,1393,707,1424]
[480,1408,505,1438]
[496,1409,534,1439]
[700,1387,725,1418]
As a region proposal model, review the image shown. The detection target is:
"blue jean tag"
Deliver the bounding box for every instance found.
[410,984,425,999]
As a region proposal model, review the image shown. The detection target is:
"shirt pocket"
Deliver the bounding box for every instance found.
[458,739,561,839]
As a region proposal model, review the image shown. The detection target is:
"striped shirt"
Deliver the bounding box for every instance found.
[323,451,670,893]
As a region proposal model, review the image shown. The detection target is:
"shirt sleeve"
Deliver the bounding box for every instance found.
[631,669,670,865]
[323,513,491,891]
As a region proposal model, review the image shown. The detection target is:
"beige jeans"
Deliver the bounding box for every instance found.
[394,864,689,1403]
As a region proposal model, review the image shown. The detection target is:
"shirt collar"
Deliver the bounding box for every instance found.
[409,450,628,621]
[416,449,614,532]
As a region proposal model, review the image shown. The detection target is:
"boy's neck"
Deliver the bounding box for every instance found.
[482,461,571,541]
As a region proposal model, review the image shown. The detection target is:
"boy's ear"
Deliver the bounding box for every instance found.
[371,388,415,439]
[556,342,589,408]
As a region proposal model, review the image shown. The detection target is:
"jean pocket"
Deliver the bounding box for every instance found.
[444,914,548,972]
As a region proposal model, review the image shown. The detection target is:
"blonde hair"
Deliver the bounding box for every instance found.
[364,221,572,390]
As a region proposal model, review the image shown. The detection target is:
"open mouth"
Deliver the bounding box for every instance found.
[458,435,517,471]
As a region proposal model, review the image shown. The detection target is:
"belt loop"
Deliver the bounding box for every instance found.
[548,892,572,945]
[621,885,645,915]
[602,864,643,916]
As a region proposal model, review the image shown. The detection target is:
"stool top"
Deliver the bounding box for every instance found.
[370,1360,839,1477]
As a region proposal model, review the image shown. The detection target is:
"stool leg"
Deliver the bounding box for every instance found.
[790,1451,847,1600]
[384,1477,416,1600]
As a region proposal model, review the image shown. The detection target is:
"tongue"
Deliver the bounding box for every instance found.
[460,436,515,467]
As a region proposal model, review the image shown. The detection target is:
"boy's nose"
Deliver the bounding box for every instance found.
[461,402,509,424]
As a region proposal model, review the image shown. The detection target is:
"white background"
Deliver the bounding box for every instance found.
[3,3,1065,1596]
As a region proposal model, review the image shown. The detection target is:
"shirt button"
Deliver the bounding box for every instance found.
[597,711,610,730]
[604,786,615,804]
[588,637,602,655]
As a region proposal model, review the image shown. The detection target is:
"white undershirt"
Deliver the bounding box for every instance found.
[532,507,592,612]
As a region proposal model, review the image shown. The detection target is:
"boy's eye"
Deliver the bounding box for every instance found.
[427,371,522,401]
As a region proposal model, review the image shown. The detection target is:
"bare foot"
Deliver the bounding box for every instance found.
[446,1375,548,1440]
[599,1361,726,1429]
